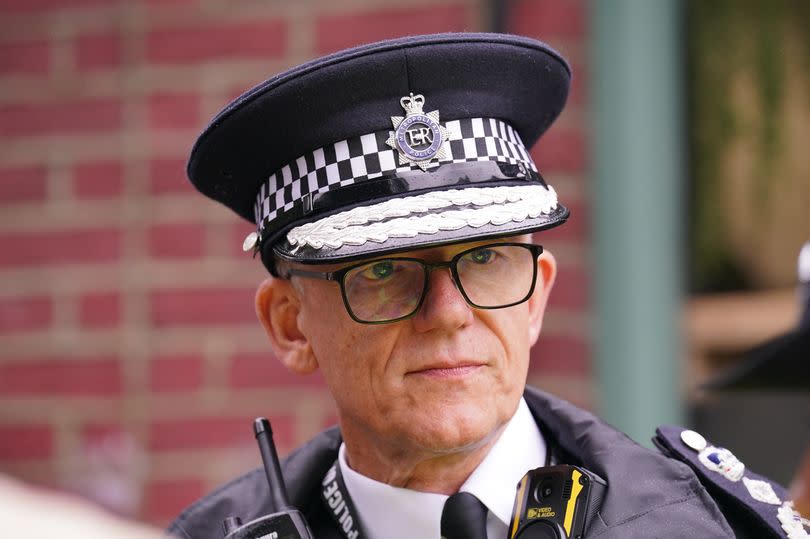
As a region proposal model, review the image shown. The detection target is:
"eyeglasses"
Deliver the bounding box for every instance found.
[282,242,544,324]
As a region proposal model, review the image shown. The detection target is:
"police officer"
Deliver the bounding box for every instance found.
[167,34,807,538]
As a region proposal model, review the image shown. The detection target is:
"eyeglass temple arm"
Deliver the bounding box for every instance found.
[282,268,338,281]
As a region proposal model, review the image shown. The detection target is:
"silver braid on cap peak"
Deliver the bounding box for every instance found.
[286,183,558,250]
[253,117,537,235]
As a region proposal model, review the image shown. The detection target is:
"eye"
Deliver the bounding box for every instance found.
[466,248,495,264]
[360,260,395,280]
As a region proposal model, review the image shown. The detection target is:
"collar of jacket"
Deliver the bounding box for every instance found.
[168,386,735,538]
[279,386,733,536]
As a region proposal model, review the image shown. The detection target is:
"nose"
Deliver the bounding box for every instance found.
[411,266,474,332]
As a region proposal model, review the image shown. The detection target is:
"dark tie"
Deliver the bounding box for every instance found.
[440,491,488,539]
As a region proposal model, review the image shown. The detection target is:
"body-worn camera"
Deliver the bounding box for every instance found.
[508,465,606,539]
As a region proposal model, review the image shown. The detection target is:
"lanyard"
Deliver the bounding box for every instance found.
[321,460,367,539]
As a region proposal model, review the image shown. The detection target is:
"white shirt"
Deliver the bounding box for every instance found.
[338,398,547,539]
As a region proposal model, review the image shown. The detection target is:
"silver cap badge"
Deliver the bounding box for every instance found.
[386,93,448,170]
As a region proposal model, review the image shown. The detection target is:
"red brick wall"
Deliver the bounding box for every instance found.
[0,0,588,527]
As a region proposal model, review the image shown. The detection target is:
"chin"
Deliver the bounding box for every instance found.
[402,404,507,454]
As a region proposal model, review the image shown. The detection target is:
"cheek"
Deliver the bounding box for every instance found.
[299,287,355,357]
[296,284,395,394]
[486,307,532,374]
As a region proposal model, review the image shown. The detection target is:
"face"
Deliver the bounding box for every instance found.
[257,235,556,464]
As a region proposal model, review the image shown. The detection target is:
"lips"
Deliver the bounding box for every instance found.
[407,361,485,377]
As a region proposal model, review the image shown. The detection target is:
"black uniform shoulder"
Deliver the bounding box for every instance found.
[524,387,737,537]
[167,426,342,539]
[654,424,807,538]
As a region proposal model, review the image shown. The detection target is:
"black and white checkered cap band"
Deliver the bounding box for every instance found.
[253,117,537,234]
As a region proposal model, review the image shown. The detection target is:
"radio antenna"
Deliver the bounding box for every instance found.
[253,417,291,512]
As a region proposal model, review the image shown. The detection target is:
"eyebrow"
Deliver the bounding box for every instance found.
[281,240,532,276]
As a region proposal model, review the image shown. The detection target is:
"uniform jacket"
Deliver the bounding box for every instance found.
[167,387,781,538]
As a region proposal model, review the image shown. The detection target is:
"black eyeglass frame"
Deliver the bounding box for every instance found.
[281,242,544,324]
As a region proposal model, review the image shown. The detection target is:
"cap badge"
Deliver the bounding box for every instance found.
[386,93,448,170]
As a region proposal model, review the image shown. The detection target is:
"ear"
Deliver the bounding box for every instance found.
[526,250,557,346]
[255,277,319,374]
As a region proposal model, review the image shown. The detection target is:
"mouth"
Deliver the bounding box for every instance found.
[407,362,485,378]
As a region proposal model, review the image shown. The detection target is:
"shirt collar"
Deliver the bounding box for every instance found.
[461,397,546,525]
[338,445,446,539]
[338,397,546,539]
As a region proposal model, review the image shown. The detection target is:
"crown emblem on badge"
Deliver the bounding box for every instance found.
[386,93,448,170]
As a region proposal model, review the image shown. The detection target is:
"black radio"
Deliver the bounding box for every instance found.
[508,465,606,539]
[222,418,314,539]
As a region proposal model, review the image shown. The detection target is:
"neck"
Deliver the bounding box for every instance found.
[341,424,507,495]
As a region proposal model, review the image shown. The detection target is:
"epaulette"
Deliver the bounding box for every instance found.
[654,425,809,538]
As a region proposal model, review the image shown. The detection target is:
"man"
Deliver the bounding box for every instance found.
[168,34,804,538]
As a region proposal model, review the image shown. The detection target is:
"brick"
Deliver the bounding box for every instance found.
[72,160,123,198]
[0,39,50,75]
[0,296,51,333]
[229,353,325,389]
[149,414,294,451]
[144,0,195,7]
[81,423,125,448]
[316,5,468,54]
[148,93,201,130]
[149,355,204,392]
[150,287,256,327]
[568,62,586,106]
[148,158,192,194]
[0,229,121,267]
[532,128,586,173]
[142,478,206,522]
[227,84,251,103]
[548,267,589,309]
[147,223,204,259]
[79,424,133,464]
[0,425,53,460]
[0,358,122,396]
[537,200,588,243]
[0,165,47,203]
[0,99,122,137]
[0,0,111,14]
[508,0,585,40]
[146,20,286,64]
[75,32,122,71]
[78,291,120,328]
[530,335,589,375]
[322,414,340,430]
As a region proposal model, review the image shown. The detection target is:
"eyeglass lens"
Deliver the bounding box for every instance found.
[341,244,537,323]
[344,259,425,322]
